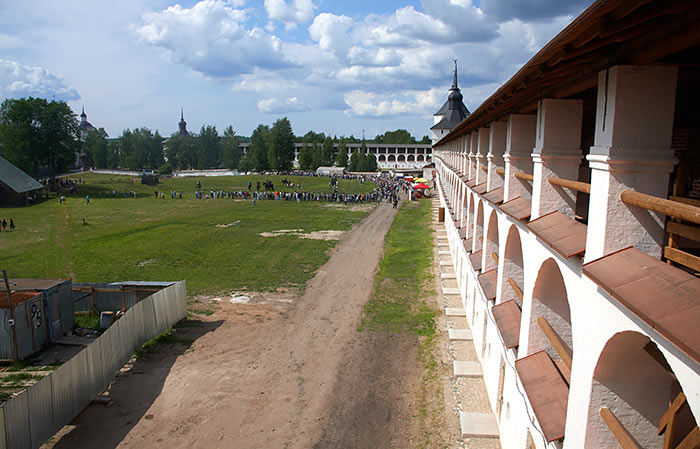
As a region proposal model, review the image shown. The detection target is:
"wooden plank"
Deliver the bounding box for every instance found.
[670,196,700,208]
[537,317,573,370]
[493,300,521,349]
[507,278,524,302]
[665,247,700,273]
[600,407,643,449]
[659,392,687,434]
[666,221,700,242]
[676,427,700,449]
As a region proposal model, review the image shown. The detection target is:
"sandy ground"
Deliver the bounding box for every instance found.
[45,201,425,449]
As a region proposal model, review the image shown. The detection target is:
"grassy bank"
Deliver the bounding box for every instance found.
[0,173,374,295]
[361,198,446,448]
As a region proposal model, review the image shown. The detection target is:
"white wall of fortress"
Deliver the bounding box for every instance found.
[434,163,700,449]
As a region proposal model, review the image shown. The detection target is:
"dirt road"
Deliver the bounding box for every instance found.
[47,202,422,449]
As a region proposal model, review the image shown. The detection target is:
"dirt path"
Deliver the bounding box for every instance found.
[46,201,423,449]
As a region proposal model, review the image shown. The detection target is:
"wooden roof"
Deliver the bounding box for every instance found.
[493,300,522,349]
[470,250,483,272]
[473,183,488,195]
[478,269,498,301]
[437,0,700,145]
[500,197,531,221]
[515,351,570,442]
[463,237,473,253]
[483,187,504,205]
[583,247,700,363]
[527,211,587,258]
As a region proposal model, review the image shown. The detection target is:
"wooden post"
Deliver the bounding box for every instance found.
[121,285,126,312]
[90,284,95,316]
[3,270,19,361]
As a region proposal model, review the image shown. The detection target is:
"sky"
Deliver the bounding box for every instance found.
[0,0,591,140]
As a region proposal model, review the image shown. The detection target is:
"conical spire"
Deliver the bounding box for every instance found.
[451,59,458,90]
[80,106,87,119]
[178,108,188,136]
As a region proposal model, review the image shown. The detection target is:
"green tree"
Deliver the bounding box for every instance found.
[84,128,109,168]
[166,133,196,169]
[267,117,295,171]
[118,128,163,170]
[221,125,241,169]
[197,125,220,168]
[335,141,349,167]
[358,152,378,172]
[297,144,314,170]
[373,129,416,144]
[420,135,431,144]
[321,137,334,166]
[106,140,120,168]
[243,124,270,171]
[348,150,360,172]
[0,97,79,180]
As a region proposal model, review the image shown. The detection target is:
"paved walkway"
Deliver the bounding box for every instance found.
[430,197,502,449]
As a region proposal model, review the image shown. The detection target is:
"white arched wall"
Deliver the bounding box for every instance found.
[583,331,685,448]
[501,225,524,306]
[526,259,573,363]
[484,210,499,273]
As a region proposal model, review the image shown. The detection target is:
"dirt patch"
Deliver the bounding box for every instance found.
[323,203,374,212]
[214,220,240,228]
[45,201,427,449]
[259,229,345,240]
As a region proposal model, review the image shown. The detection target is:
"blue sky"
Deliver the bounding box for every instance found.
[0,0,590,139]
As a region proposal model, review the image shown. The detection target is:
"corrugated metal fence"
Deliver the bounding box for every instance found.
[0,280,187,449]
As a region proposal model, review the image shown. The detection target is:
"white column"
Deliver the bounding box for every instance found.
[475,127,489,185]
[469,133,478,180]
[584,65,678,262]
[487,121,507,191]
[504,114,536,202]
[531,99,583,220]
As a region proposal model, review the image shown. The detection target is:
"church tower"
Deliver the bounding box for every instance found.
[178,108,189,136]
[431,60,470,144]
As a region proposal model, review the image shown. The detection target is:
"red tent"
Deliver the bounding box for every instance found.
[414,183,430,189]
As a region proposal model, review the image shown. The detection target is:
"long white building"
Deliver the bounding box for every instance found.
[432,1,700,448]
[239,142,432,171]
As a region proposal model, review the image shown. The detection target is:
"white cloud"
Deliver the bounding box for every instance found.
[136,0,295,77]
[0,59,80,101]
[258,96,310,113]
[308,13,354,57]
[344,88,443,118]
[264,0,316,30]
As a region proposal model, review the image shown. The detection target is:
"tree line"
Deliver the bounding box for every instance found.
[0,97,429,177]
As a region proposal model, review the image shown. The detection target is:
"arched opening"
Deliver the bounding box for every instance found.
[474,201,485,255]
[407,154,415,162]
[484,210,499,272]
[417,154,424,161]
[398,154,405,162]
[378,154,386,162]
[528,259,572,375]
[388,155,396,162]
[584,332,699,448]
[502,225,524,307]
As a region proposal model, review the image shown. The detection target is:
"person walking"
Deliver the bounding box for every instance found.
[9,218,14,231]
[86,195,90,205]
[1,219,6,231]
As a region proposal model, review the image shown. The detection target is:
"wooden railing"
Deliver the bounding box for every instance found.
[514,171,534,182]
[548,176,591,194]
[537,317,573,373]
[495,168,506,175]
[600,407,642,449]
[621,190,700,273]
[506,277,524,303]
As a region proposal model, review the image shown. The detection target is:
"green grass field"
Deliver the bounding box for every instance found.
[0,173,376,295]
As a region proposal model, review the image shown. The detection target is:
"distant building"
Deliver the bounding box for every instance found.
[75,107,99,168]
[178,109,189,136]
[0,156,43,206]
[431,60,470,145]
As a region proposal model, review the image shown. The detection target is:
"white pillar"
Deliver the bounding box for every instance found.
[475,127,489,185]
[531,99,583,220]
[487,121,507,191]
[504,114,536,202]
[469,132,478,180]
[584,65,678,262]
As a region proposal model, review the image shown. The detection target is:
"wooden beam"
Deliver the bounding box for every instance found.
[670,196,700,208]
[659,392,687,434]
[491,251,499,264]
[676,427,700,449]
[666,221,700,242]
[507,277,524,302]
[621,190,700,225]
[664,247,700,273]
[537,317,573,370]
[495,168,506,175]
[600,407,643,449]
[548,176,591,194]
[514,171,534,182]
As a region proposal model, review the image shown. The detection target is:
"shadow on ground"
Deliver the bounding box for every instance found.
[46,318,223,449]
